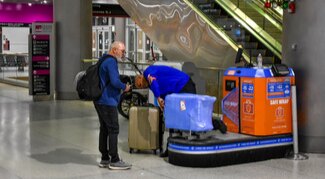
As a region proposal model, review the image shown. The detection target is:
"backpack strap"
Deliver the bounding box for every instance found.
[98,54,118,89]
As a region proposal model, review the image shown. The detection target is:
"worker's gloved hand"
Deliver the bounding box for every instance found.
[157,97,165,110]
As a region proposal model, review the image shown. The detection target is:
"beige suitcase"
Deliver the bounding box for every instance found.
[128,106,161,154]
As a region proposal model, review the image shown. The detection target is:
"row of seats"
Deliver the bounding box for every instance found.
[0,54,27,72]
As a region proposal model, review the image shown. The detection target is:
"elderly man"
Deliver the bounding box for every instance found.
[94,41,132,170]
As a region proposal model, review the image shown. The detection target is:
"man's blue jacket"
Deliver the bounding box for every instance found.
[96,54,126,106]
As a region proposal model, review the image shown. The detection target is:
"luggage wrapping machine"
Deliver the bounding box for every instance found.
[166,66,294,167]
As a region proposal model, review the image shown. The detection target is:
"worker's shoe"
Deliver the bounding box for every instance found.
[159,150,168,158]
[212,119,227,134]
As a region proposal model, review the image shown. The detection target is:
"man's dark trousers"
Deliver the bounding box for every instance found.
[94,103,120,163]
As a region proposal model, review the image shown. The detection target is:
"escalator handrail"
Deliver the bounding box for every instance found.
[231,0,283,29]
[258,0,283,19]
[248,0,282,31]
[213,0,282,59]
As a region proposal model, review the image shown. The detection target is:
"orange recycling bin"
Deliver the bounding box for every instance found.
[222,67,295,136]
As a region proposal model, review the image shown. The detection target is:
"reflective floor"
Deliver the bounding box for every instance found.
[0,83,325,179]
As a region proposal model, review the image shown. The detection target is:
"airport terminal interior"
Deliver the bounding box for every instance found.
[1,0,325,178]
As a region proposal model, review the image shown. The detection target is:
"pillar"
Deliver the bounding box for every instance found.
[54,0,92,99]
[283,0,325,153]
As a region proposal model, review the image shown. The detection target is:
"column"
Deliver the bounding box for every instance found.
[54,0,92,99]
[283,0,325,153]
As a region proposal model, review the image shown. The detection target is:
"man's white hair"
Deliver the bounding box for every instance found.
[109,41,123,51]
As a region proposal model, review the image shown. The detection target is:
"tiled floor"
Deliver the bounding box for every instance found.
[0,83,324,179]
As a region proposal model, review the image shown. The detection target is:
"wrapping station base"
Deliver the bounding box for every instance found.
[167,132,293,167]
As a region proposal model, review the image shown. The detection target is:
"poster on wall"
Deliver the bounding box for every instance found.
[31,34,50,95]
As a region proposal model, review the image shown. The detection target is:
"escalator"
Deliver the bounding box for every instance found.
[229,0,282,43]
[117,0,283,68]
[189,0,283,65]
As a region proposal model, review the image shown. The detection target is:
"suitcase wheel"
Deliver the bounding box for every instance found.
[129,148,134,154]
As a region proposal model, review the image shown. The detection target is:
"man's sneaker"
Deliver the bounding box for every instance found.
[98,160,110,168]
[108,160,132,170]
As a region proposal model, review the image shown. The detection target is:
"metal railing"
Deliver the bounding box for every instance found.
[82,58,226,114]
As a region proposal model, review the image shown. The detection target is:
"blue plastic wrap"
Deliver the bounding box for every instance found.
[164,93,216,132]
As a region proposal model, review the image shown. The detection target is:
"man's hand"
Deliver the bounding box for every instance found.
[124,84,131,92]
[157,97,165,110]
